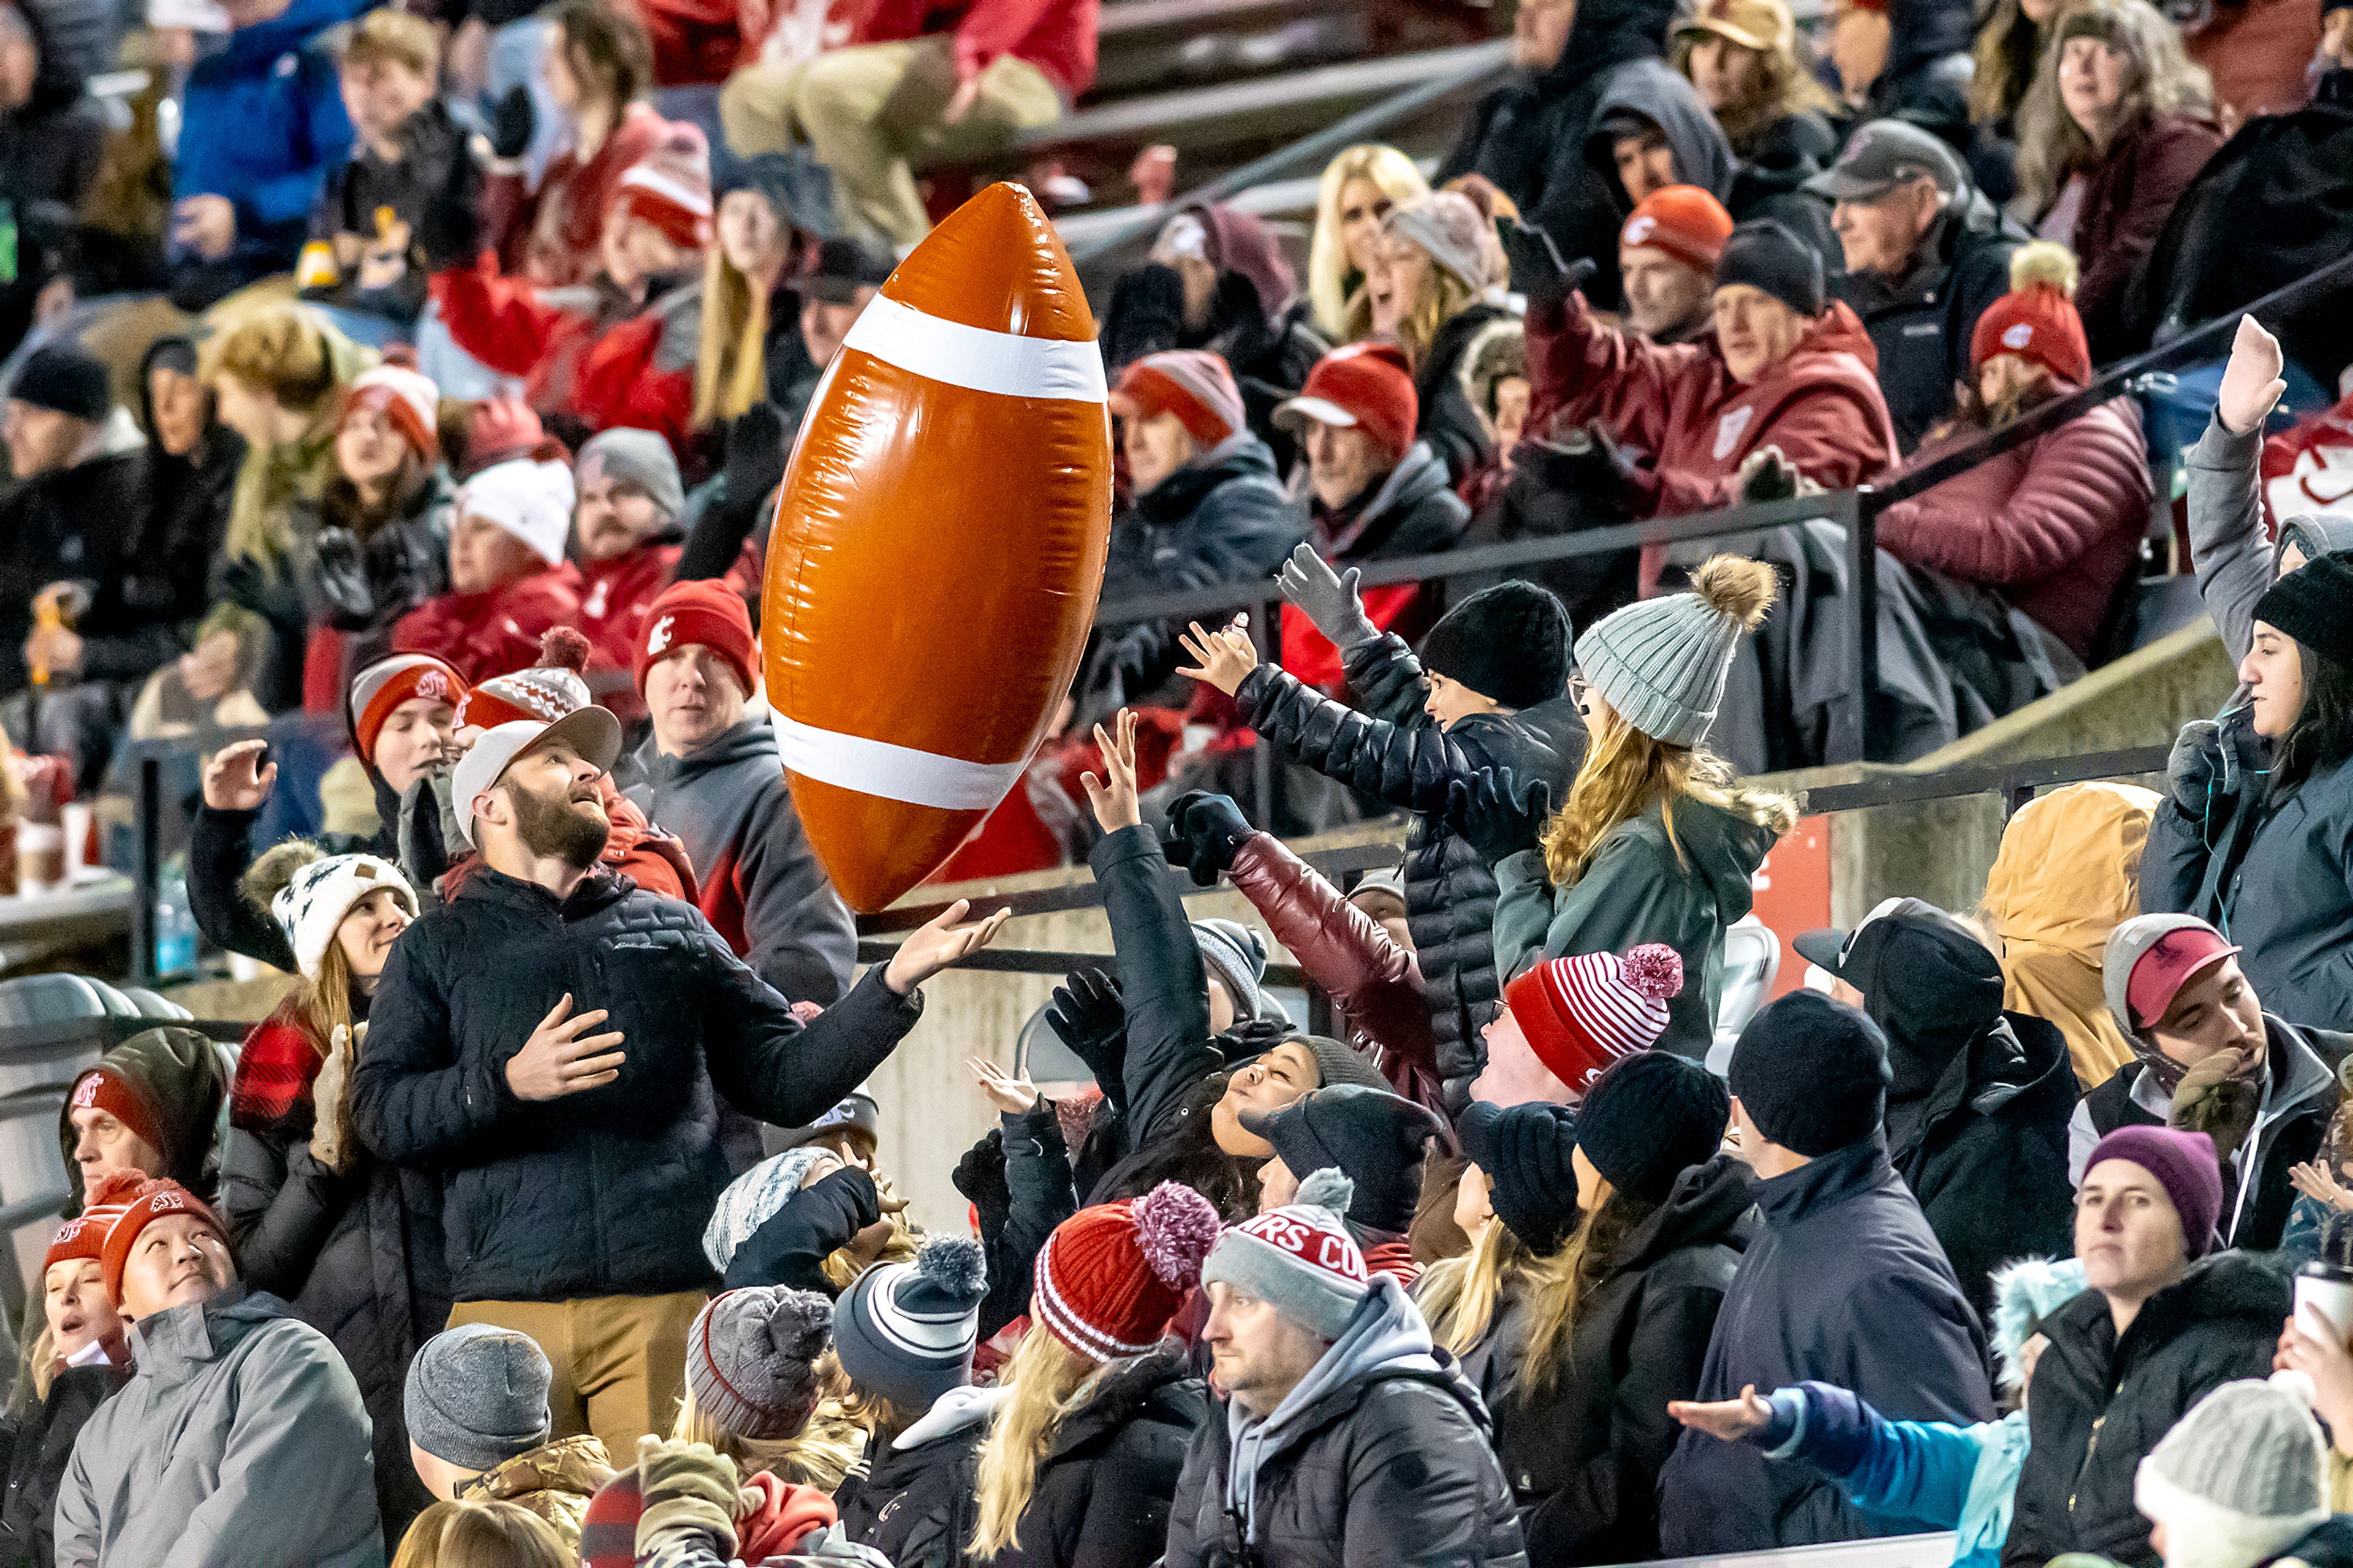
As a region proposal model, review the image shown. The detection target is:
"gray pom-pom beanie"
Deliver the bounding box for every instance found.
[686,1286,835,1441]
[1575,557,1776,747]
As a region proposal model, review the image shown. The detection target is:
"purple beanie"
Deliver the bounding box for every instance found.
[2085,1125,2224,1259]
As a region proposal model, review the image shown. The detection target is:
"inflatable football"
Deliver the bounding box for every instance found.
[761,183,1114,912]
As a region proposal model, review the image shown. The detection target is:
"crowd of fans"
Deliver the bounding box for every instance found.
[0,0,2346,1559]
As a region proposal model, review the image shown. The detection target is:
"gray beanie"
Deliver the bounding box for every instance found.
[1194,918,1268,1023]
[1200,1168,1368,1339]
[577,427,685,520]
[1384,191,1490,295]
[2134,1379,2329,1567]
[1301,1034,1390,1094]
[404,1324,553,1472]
[1575,556,1777,747]
[686,1286,834,1441]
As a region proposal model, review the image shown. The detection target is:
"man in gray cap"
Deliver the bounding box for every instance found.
[1809,119,2019,452]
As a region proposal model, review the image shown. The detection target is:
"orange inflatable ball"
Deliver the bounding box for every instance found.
[761,182,1114,912]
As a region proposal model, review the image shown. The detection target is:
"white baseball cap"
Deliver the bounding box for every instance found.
[452,709,624,847]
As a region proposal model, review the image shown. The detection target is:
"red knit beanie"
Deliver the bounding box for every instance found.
[1275,343,1419,460]
[634,579,757,699]
[1620,186,1736,275]
[45,1170,142,1276]
[1501,944,1685,1094]
[1109,350,1248,448]
[67,1068,165,1163]
[457,627,595,729]
[101,1179,227,1306]
[341,348,440,460]
[1033,1183,1220,1363]
[615,125,714,251]
[1970,284,2091,387]
[347,653,464,766]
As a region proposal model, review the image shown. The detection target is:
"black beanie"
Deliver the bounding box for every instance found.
[1243,1084,1446,1233]
[1714,220,1824,320]
[1727,991,1891,1157]
[14,344,111,423]
[1575,1052,1731,1202]
[1418,583,1572,711]
[1458,1099,1581,1252]
[2254,550,2353,673]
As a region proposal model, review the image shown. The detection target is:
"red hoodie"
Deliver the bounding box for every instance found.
[390,570,583,686]
[1524,290,1899,590]
[484,102,672,289]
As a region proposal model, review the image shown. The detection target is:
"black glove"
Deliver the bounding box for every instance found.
[309,526,371,626]
[1046,968,1127,1109]
[1447,766,1555,865]
[1739,446,1802,504]
[952,1128,1012,1246]
[415,148,482,273]
[1161,790,1253,887]
[490,84,536,160]
[722,402,788,517]
[1499,219,1596,309]
[724,1164,881,1291]
[1099,262,1186,373]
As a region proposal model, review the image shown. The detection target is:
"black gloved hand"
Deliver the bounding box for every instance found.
[1499,219,1597,309]
[1738,445,1802,504]
[952,1127,1012,1243]
[1046,968,1128,1108]
[1447,766,1555,864]
[722,402,789,519]
[415,146,482,273]
[490,84,536,160]
[1161,790,1252,887]
[1099,262,1186,372]
[309,526,371,625]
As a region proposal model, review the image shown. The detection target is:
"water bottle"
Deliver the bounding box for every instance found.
[154,876,198,982]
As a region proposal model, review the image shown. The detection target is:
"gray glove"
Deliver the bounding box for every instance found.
[2167,718,2240,814]
[1276,542,1379,651]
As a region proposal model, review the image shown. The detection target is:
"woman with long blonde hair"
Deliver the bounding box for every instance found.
[1417,1103,1586,1387]
[969,1183,1216,1566]
[1307,144,1430,343]
[2011,0,2218,357]
[1368,189,1512,485]
[1496,1053,1747,1561]
[691,156,820,430]
[1465,555,1795,1052]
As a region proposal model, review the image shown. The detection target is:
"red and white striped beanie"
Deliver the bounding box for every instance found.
[343,349,440,460]
[1502,942,1685,1094]
[1108,350,1248,448]
[1033,1182,1219,1363]
[615,124,713,250]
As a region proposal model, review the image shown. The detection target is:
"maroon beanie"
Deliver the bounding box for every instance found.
[2085,1124,2224,1259]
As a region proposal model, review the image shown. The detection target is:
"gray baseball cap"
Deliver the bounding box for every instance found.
[1805,120,1965,202]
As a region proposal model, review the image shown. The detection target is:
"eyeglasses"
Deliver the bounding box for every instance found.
[1569,674,1590,706]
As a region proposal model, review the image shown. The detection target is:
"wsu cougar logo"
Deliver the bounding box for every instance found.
[71,1077,99,1109]
[647,615,675,657]
[415,670,450,701]
[1713,405,1754,461]
[2002,323,2034,350]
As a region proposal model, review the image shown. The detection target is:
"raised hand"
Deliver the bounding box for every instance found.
[1276,543,1378,651]
[1079,708,1144,831]
[202,738,278,812]
[882,898,1011,993]
[506,993,626,1100]
[1161,790,1253,885]
[966,1055,1041,1115]
[1668,1384,1775,1443]
[2217,314,2287,436]
[1176,618,1259,696]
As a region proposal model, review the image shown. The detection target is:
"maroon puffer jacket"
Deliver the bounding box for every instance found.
[1872,393,2151,664]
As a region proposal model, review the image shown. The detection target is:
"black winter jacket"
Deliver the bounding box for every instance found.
[301,99,467,325]
[349,864,922,1301]
[1235,637,1583,1108]
[220,1002,446,1540]
[1417,304,1515,488]
[0,1364,119,1568]
[1658,1132,1993,1555]
[1164,1279,1526,1568]
[2003,1250,2290,1567]
[833,1391,996,1568]
[0,0,103,360]
[1833,210,2018,452]
[991,1341,1209,1568]
[1726,113,1840,266]
[188,799,390,972]
[0,452,180,700]
[1436,0,1681,313]
[296,471,456,669]
[1512,1155,1754,1566]
[719,1163,879,1293]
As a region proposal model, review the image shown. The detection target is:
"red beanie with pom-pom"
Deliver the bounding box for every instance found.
[455,627,595,729]
[1033,1182,1219,1362]
[1502,942,1685,1094]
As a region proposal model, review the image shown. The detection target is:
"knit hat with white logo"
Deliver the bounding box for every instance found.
[1200,1168,1370,1340]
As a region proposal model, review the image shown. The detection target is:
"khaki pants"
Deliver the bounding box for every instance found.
[720,39,1063,248]
[449,1291,707,1464]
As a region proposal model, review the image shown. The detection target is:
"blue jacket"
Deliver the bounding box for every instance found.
[176,0,360,260]
[1758,1382,2028,1568]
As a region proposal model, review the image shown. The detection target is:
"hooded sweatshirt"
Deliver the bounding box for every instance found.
[1582,59,1735,212]
[59,1026,230,1214]
[626,714,857,1007]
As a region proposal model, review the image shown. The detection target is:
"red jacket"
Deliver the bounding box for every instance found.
[1874,395,2150,664]
[1525,291,1899,588]
[390,570,583,684]
[431,263,697,458]
[634,0,754,86]
[1225,830,1441,1115]
[575,537,760,722]
[485,102,672,288]
[857,0,1097,100]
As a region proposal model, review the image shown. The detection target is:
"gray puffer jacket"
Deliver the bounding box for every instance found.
[1164,1276,1528,1568]
[53,1288,382,1568]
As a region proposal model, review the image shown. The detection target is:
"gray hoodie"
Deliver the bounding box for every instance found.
[2186,411,2353,678]
[54,1287,382,1568]
[627,710,857,1006]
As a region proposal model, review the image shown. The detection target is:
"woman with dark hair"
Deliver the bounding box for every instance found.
[1671,0,1841,251]
[2011,0,2220,358]
[483,0,668,288]
[2145,551,2353,1031]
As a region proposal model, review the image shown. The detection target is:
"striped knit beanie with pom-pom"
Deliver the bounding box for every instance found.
[1503,942,1685,1094]
[1033,1181,1221,1363]
[835,1234,988,1411]
[455,626,594,729]
[1200,1167,1370,1339]
[1575,555,1777,747]
[685,1286,834,1441]
[1969,241,2091,387]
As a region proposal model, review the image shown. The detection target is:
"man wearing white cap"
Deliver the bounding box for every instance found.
[389,450,583,683]
[350,702,1007,1462]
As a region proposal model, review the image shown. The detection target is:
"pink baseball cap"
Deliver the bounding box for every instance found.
[2126,925,2242,1031]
